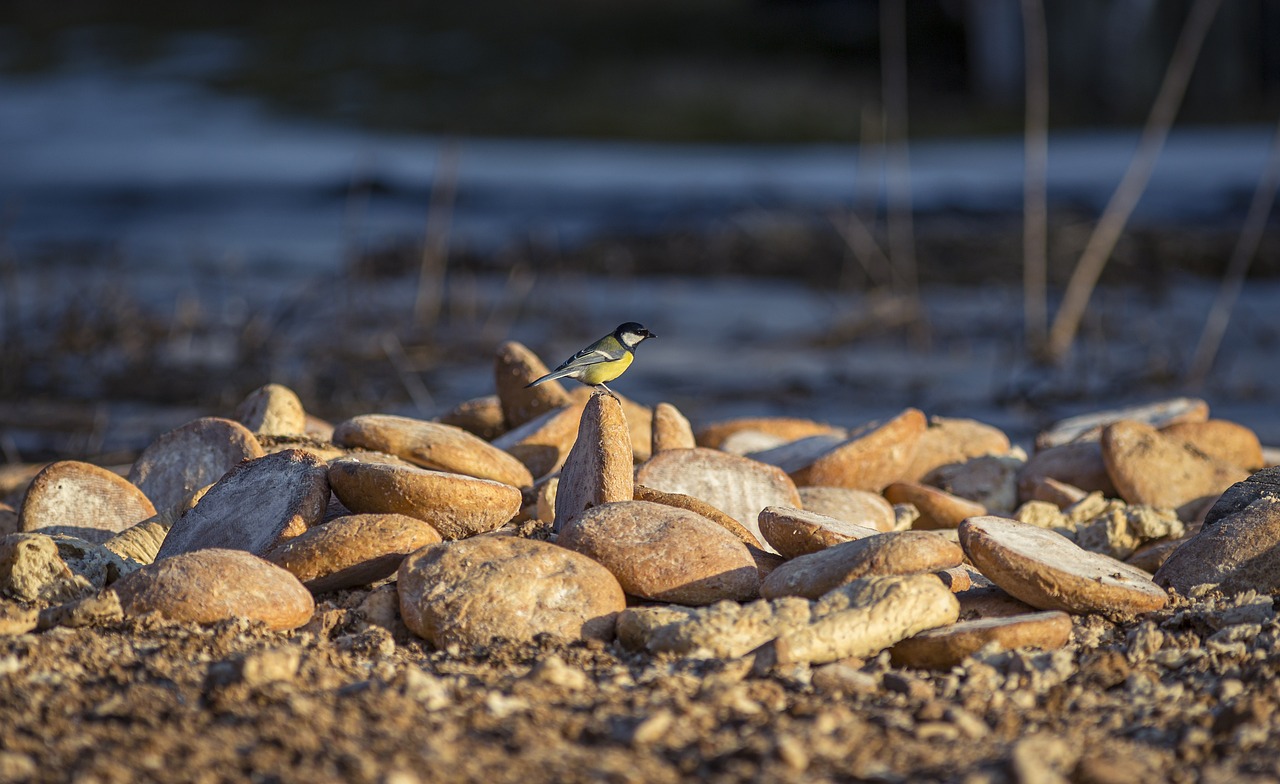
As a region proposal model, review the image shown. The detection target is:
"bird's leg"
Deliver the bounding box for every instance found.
[596,382,617,397]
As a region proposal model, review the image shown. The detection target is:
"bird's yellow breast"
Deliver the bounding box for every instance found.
[577,352,634,385]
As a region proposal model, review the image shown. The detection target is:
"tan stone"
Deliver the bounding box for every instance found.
[558,501,758,605]
[757,506,881,559]
[128,417,265,514]
[1018,441,1116,501]
[959,515,1168,616]
[234,383,306,436]
[0,603,37,635]
[635,447,800,551]
[567,386,653,463]
[535,476,559,523]
[1102,420,1249,520]
[17,461,155,544]
[255,435,349,462]
[1161,420,1265,472]
[266,513,441,593]
[696,417,844,451]
[156,450,330,560]
[333,414,532,488]
[103,484,209,565]
[1035,398,1209,450]
[1126,538,1184,574]
[436,394,507,441]
[639,596,814,658]
[767,409,926,491]
[1024,477,1088,509]
[902,417,1012,482]
[0,502,17,537]
[924,454,1024,514]
[890,611,1073,669]
[1153,467,1280,594]
[303,415,335,441]
[797,486,896,532]
[633,485,763,550]
[327,457,521,540]
[955,585,1039,620]
[494,340,572,428]
[760,531,964,600]
[0,464,44,503]
[0,533,88,602]
[491,403,585,479]
[884,482,985,530]
[651,402,696,453]
[554,393,634,530]
[114,548,314,631]
[397,536,625,647]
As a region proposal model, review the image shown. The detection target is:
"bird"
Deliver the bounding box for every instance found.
[526,322,656,395]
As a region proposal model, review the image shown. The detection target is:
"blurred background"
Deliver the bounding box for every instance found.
[1,0,1279,461]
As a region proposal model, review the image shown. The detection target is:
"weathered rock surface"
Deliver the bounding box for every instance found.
[114,548,315,630]
[1018,441,1117,501]
[635,447,800,551]
[924,454,1024,514]
[890,610,1073,669]
[234,383,307,436]
[267,513,442,593]
[156,450,330,560]
[633,485,763,549]
[883,482,985,530]
[327,456,521,539]
[491,404,585,479]
[695,417,844,451]
[1035,397,1209,450]
[797,486,896,532]
[902,417,1011,482]
[494,341,572,428]
[397,536,625,647]
[1101,420,1249,519]
[436,395,507,441]
[18,461,156,543]
[554,393,633,530]
[761,409,926,491]
[333,414,533,488]
[959,515,1168,616]
[757,506,881,559]
[651,402,696,453]
[0,533,90,603]
[128,417,265,514]
[1161,419,1265,472]
[558,501,758,605]
[760,531,964,600]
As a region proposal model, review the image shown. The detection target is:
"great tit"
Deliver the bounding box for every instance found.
[526,322,656,395]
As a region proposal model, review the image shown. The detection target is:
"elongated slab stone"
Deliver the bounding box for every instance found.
[902,416,1012,482]
[156,449,330,560]
[633,485,763,550]
[959,515,1168,616]
[884,481,986,530]
[327,457,521,539]
[1161,420,1265,472]
[18,461,156,544]
[1102,420,1248,520]
[757,506,881,559]
[267,513,442,593]
[1036,398,1209,450]
[554,392,633,530]
[759,409,926,491]
[760,531,964,600]
[890,610,1073,669]
[333,414,533,488]
[128,417,265,514]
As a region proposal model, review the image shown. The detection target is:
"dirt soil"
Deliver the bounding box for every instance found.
[1,581,1278,784]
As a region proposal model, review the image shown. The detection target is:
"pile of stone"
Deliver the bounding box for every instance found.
[0,343,1275,675]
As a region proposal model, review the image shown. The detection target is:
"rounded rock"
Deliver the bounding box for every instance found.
[494,340,572,428]
[397,536,625,647]
[634,485,764,549]
[1161,419,1265,472]
[797,486,896,532]
[234,383,307,436]
[128,417,265,514]
[696,417,844,451]
[1018,441,1116,501]
[902,416,1012,482]
[267,513,442,593]
[884,482,986,530]
[18,461,155,544]
[890,611,1073,669]
[1101,420,1248,519]
[757,506,881,559]
[114,548,314,630]
[558,500,758,605]
[760,531,964,600]
[333,413,533,488]
[779,409,926,491]
[959,515,1168,615]
[327,457,521,539]
[651,402,696,453]
[437,395,507,441]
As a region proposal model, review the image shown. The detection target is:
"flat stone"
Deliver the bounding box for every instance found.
[633,485,763,549]
[765,409,926,491]
[303,415,335,442]
[156,449,330,560]
[114,548,314,630]
[333,414,533,488]
[1102,420,1249,519]
[696,417,844,451]
[1035,397,1209,450]
[757,506,881,559]
[554,392,634,530]
[1126,538,1184,574]
[959,515,1168,616]
[955,585,1039,620]
[266,513,442,593]
[128,417,265,514]
[255,435,349,463]
[1018,441,1117,501]
[397,536,625,647]
[635,447,800,551]
[558,500,758,605]
[327,456,522,540]
[884,482,986,530]
[1153,467,1280,594]
[491,403,585,479]
[234,383,307,436]
[1024,477,1088,509]
[494,340,572,428]
[902,417,1012,482]
[1161,420,1265,472]
[760,531,964,600]
[651,402,696,453]
[18,461,155,544]
[103,486,209,566]
[436,395,508,441]
[797,487,896,532]
[924,454,1024,514]
[890,611,1073,669]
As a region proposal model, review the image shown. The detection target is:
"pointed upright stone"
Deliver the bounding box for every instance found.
[333,414,533,488]
[554,392,634,530]
[494,340,571,428]
[234,383,307,436]
[651,402,696,453]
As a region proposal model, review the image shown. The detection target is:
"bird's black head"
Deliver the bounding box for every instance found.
[615,322,655,349]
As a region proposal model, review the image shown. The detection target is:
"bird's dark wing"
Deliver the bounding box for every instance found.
[553,344,624,372]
